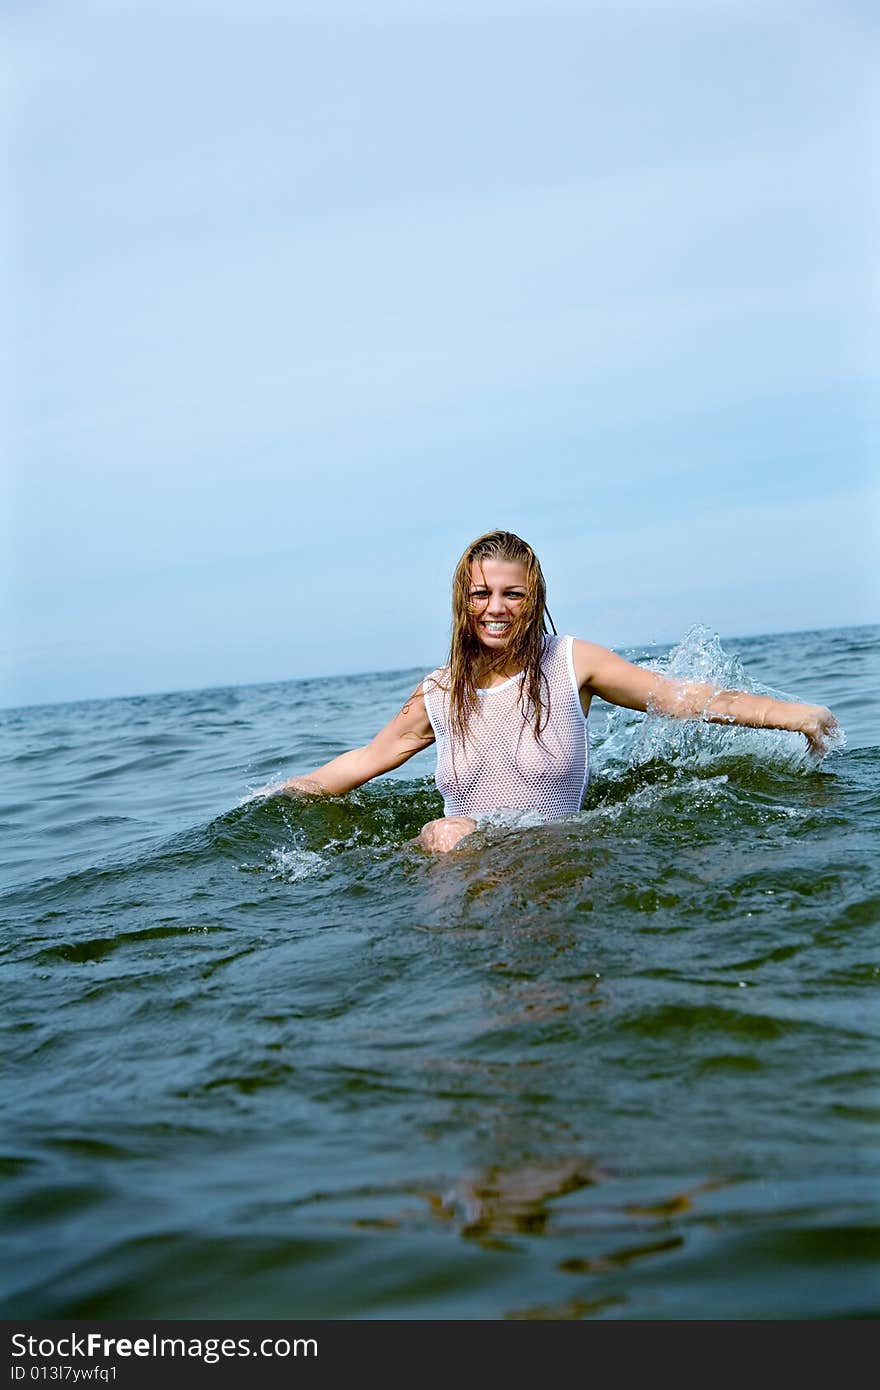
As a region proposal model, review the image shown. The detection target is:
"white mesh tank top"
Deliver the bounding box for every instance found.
[422,634,589,819]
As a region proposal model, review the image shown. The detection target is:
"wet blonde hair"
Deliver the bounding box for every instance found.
[444,530,556,748]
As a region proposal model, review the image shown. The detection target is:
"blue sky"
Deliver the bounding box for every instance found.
[4,0,878,707]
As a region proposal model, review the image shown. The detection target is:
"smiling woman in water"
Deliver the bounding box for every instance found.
[272,530,840,852]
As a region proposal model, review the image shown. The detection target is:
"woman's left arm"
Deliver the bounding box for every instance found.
[572,640,840,755]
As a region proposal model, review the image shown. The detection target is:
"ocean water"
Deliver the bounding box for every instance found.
[2,624,878,1320]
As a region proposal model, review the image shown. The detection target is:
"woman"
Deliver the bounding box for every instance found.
[276,530,840,852]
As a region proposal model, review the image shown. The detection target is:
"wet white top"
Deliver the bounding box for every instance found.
[422,634,589,819]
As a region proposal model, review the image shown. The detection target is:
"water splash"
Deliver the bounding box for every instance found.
[584,771,735,825]
[663,623,748,687]
[267,843,326,882]
[593,624,843,780]
[237,779,287,807]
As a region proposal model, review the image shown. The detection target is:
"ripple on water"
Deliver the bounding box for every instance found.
[1,626,878,1318]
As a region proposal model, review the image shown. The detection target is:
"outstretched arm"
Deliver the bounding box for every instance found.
[572,640,840,755]
[277,687,435,797]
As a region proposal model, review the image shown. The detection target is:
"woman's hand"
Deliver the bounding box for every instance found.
[798,705,840,756]
[278,775,327,796]
[247,774,327,801]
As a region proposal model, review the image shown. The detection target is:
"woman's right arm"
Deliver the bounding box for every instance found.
[277,687,435,797]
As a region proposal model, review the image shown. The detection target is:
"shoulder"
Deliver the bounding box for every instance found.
[570,639,621,688]
[420,665,450,738]
[422,664,450,693]
[569,640,662,711]
[421,666,450,719]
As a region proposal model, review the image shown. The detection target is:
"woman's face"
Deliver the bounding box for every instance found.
[468,558,528,653]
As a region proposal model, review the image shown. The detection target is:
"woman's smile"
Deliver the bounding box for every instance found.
[469,558,528,650]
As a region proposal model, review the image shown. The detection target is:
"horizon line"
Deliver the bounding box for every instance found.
[1,618,876,717]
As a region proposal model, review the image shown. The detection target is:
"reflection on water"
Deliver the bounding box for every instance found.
[437,1158,601,1242]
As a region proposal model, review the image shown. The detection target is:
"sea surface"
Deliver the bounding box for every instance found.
[2,624,878,1320]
